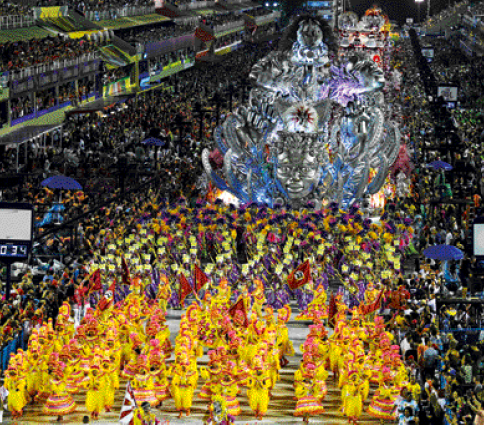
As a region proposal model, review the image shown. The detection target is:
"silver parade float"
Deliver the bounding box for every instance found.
[202,15,401,208]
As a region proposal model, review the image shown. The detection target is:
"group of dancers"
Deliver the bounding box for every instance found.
[4,267,409,424]
[2,198,415,424]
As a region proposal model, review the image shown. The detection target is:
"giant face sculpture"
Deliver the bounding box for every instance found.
[275,132,322,200]
[297,19,324,47]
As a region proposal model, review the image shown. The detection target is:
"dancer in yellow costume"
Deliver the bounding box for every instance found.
[199,362,223,401]
[367,372,398,422]
[132,360,158,407]
[213,278,231,309]
[151,360,170,407]
[4,366,27,418]
[355,355,371,402]
[133,401,159,425]
[314,360,328,402]
[26,347,42,400]
[171,363,197,417]
[246,365,271,420]
[251,279,266,319]
[42,365,76,421]
[36,353,52,402]
[305,285,328,321]
[329,337,342,379]
[157,277,171,313]
[294,377,325,423]
[341,370,363,424]
[276,305,294,367]
[100,358,116,412]
[220,373,241,417]
[84,365,105,420]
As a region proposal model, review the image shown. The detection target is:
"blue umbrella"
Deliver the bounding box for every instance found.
[41,175,82,190]
[142,138,166,169]
[142,137,165,147]
[423,244,464,261]
[426,161,453,171]
[41,176,82,223]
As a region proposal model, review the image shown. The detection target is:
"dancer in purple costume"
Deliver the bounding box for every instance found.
[266,282,290,310]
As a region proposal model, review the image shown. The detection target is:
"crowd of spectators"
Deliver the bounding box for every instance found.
[467,0,484,18]
[170,0,205,8]
[201,11,244,29]
[34,0,154,12]
[121,23,197,44]
[0,36,97,74]
[212,31,244,50]
[378,27,484,425]
[0,40,278,364]
[4,11,484,425]
[427,38,484,109]
[102,66,130,85]
[422,0,469,30]
[249,6,275,17]
[147,47,195,74]
[0,0,32,16]
[10,79,95,120]
[246,21,278,41]
[10,95,34,120]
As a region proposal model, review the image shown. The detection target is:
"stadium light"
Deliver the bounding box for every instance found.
[415,0,424,24]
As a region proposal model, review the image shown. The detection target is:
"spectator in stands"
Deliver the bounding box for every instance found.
[121,23,197,44]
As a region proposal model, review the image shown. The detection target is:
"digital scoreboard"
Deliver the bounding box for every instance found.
[0,203,33,299]
[0,203,33,260]
[0,243,29,258]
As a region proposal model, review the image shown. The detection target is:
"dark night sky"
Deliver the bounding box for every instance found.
[283,0,462,26]
[350,0,459,25]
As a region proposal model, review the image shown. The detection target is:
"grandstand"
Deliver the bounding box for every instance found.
[0,0,279,142]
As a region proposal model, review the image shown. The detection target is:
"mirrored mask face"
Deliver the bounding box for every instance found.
[277,155,319,199]
[275,131,323,200]
[297,20,324,47]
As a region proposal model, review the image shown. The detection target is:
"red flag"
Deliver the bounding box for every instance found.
[179,273,193,305]
[89,269,102,292]
[119,381,136,425]
[328,292,337,328]
[194,264,209,293]
[287,260,311,290]
[360,291,383,316]
[122,256,130,285]
[229,298,249,327]
[109,279,116,294]
[98,295,112,311]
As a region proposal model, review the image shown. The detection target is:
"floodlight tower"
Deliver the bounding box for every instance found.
[416,0,424,24]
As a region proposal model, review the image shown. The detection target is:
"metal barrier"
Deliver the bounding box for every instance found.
[253,11,280,24]
[178,1,215,11]
[174,16,201,25]
[86,5,155,21]
[7,52,100,82]
[213,19,245,33]
[0,14,35,30]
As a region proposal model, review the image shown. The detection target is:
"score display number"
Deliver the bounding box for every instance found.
[0,244,29,258]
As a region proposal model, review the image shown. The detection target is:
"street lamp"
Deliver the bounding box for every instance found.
[416,0,424,25]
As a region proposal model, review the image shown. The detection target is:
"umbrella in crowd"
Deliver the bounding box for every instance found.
[426,160,453,171]
[41,175,83,223]
[423,244,464,261]
[41,175,83,191]
[141,138,166,147]
[142,138,166,169]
